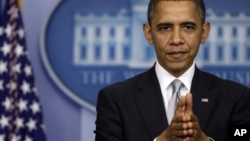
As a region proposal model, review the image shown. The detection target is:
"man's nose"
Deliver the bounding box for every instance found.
[170,28,184,45]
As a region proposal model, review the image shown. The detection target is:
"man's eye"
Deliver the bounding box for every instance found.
[183,25,195,30]
[158,26,171,31]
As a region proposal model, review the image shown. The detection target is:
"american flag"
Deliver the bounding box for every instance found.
[0,0,46,141]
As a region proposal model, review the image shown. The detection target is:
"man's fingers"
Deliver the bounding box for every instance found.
[175,95,186,115]
[175,93,193,115]
[184,93,193,115]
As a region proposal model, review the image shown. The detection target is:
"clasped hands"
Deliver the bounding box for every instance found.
[157,93,209,141]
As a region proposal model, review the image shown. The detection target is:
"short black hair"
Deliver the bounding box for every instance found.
[147,0,206,25]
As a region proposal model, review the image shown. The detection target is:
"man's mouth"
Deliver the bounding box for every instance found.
[167,51,187,59]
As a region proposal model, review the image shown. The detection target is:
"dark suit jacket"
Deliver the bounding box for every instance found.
[95,66,250,141]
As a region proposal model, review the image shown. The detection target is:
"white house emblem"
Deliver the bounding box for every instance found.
[41,0,250,111]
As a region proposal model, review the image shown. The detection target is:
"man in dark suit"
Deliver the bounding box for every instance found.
[95,0,250,141]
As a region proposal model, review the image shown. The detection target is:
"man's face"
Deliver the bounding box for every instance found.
[143,1,210,77]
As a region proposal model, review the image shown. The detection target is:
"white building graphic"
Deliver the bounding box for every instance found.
[197,9,250,66]
[73,5,250,68]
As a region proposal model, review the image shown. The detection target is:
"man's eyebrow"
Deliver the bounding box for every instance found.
[157,22,172,27]
[181,21,197,26]
[156,21,197,27]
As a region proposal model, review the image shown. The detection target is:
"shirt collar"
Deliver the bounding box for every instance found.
[155,61,195,91]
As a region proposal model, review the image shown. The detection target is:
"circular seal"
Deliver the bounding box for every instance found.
[40,0,155,111]
[41,0,250,111]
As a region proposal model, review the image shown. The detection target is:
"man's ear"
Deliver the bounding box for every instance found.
[143,23,153,44]
[201,22,210,43]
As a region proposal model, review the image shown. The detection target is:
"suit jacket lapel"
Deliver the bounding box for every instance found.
[191,67,218,129]
[134,66,218,137]
[134,67,168,139]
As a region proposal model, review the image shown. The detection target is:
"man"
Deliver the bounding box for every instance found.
[95,0,250,141]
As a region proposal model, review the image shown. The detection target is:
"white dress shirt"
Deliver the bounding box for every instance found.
[153,61,215,141]
[155,61,195,123]
[153,61,195,141]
